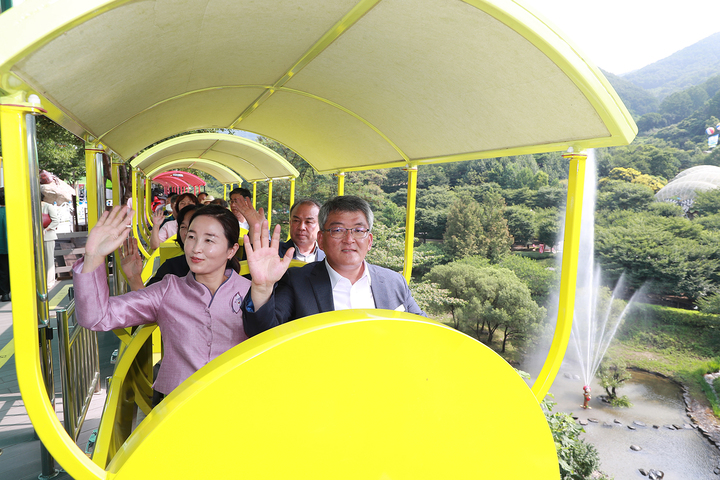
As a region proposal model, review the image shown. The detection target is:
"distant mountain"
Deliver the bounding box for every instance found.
[601,69,658,117]
[621,32,720,100]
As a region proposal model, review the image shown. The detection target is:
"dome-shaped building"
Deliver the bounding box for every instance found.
[655,165,720,211]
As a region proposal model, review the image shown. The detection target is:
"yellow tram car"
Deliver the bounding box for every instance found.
[0,0,637,478]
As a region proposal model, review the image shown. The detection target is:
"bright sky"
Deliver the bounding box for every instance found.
[523,0,720,75]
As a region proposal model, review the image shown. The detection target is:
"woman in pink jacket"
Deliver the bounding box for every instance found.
[73,205,251,404]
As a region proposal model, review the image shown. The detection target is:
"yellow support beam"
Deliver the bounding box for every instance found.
[267,180,273,227]
[131,169,151,259]
[289,178,296,209]
[1,98,105,480]
[84,143,105,230]
[336,172,345,196]
[402,166,418,283]
[252,181,257,208]
[531,151,587,402]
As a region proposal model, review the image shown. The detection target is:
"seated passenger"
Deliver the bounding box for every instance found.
[235,197,325,263]
[149,192,199,250]
[229,187,253,234]
[121,204,201,290]
[74,205,251,399]
[242,195,425,337]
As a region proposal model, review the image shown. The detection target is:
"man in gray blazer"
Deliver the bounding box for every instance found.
[243,196,425,337]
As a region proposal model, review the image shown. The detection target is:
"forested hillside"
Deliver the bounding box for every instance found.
[622,32,720,99]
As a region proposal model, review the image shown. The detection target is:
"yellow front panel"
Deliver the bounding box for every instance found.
[107,312,559,479]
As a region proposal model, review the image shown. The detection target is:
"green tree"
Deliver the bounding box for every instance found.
[697,293,720,314]
[595,211,720,299]
[35,116,85,182]
[530,170,549,190]
[596,360,632,406]
[365,223,444,276]
[426,263,545,351]
[415,185,458,240]
[533,185,566,209]
[534,208,562,246]
[443,198,484,259]
[596,181,655,211]
[505,205,535,245]
[443,194,513,261]
[693,188,720,216]
[498,254,561,303]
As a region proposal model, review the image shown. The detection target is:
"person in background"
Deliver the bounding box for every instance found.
[229,188,253,233]
[236,197,325,263]
[211,198,228,208]
[280,199,324,263]
[149,192,199,250]
[41,194,60,288]
[197,192,208,204]
[0,189,9,302]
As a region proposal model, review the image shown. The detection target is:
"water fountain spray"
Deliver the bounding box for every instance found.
[568,150,638,403]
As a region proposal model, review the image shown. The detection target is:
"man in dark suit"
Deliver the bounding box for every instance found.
[278,199,325,263]
[243,195,425,336]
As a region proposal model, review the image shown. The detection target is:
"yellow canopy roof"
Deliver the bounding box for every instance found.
[132,133,300,183]
[0,0,636,173]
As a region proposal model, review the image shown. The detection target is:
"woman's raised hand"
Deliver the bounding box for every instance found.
[244,220,294,309]
[120,236,144,290]
[82,206,135,273]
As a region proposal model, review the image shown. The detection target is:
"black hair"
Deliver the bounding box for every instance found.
[318,195,374,230]
[188,205,241,273]
[229,187,252,200]
[175,204,202,250]
[175,192,200,209]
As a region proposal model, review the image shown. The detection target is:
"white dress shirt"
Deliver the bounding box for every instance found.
[325,260,376,310]
[295,242,319,263]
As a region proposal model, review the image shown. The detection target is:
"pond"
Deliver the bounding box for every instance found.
[546,360,720,478]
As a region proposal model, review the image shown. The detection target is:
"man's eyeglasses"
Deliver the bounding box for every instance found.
[324,227,371,239]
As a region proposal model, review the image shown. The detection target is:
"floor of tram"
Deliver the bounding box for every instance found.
[0,279,120,480]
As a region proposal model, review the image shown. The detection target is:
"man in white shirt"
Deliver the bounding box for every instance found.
[242,195,425,336]
[278,199,325,263]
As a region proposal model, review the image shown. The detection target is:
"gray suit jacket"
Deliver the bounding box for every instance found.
[243,261,425,337]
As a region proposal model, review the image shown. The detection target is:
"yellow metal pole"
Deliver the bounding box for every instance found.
[111,158,127,293]
[531,151,587,402]
[337,172,345,196]
[252,182,257,209]
[84,143,104,230]
[145,174,153,225]
[287,178,296,241]
[289,178,296,209]
[223,183,227,201]
[131,170,150,259]
[267,180,273,227]
[402,166,418,283]
[1,99,105,480]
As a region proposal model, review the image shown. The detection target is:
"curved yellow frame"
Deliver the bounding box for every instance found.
[131,133,300,183]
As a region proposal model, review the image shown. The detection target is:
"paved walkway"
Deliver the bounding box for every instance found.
[0,280,120,480]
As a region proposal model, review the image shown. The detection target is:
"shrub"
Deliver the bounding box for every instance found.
[543,398,602,480]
